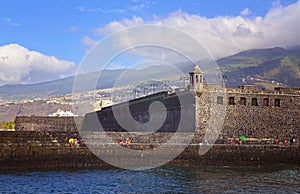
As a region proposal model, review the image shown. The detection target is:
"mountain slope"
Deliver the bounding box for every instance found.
[217,46,300,87]
[0,69,125,100]
[1,46,300,100]
[0,64,187,100]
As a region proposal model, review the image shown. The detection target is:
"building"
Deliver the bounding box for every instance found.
[93,98,114,111]
[82,64,300,143]
[48,109,77,117]
[15,64,300,143]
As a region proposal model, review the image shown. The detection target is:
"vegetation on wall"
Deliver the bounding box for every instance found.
[0,119,16,130]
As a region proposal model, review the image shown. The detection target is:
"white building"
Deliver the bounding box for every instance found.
[48,109,77,117]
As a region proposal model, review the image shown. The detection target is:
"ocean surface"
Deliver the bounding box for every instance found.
[0,165,299,193]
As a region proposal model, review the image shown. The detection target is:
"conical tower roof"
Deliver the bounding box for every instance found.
[190,64,203,74]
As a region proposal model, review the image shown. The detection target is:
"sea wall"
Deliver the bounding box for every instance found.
[0,131,299,171]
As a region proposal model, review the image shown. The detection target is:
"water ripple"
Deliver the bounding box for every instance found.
[0,165,299,193]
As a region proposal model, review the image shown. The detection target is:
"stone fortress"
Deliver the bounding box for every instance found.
[15,64,300,144]
[2,64,298,170]
[191,64,300,143]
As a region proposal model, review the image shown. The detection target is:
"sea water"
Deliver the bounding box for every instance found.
[0,165,299,193]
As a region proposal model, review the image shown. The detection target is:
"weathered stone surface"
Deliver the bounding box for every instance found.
[0,131,299,170]
[15,85,300,144]
[10,84,300,170]
[15,116,82,132]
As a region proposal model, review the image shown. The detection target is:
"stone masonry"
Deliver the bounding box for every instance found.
[15,65,300,144]
[15,116,82,132]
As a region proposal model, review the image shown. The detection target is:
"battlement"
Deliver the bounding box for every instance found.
[226,85,300,95]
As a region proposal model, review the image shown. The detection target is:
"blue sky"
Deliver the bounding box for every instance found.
[0,0,300,85]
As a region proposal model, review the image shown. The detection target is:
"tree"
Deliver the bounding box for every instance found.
[0,120,16,130]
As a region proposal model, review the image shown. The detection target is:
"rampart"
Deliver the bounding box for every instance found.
[82,91,195,133]
[15,85,300,143]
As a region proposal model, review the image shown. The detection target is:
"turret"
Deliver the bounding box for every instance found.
[189,64,203,93]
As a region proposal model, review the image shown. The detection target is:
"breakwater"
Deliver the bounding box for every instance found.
[0,131,299,171]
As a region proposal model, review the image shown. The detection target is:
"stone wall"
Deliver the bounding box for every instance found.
[0,131,299,170]
[195,85,300,143]
[82,91,195,133]
[14,85,300,145]
[15,116,82,132]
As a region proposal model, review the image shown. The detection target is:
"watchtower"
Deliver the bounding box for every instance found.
[189,64,203,93]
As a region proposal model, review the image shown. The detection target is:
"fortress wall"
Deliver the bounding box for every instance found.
[15,86,300,144]
[223,92,300,140]
[82,91,195,133]
[196,89,300,142]
[15,116,81,132]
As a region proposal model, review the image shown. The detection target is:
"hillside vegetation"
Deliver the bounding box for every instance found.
[1,46,300,100]
[217,46,300,87]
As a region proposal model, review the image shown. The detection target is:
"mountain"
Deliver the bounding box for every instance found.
[0,70,125,100]
[0,70,121,99]
[0,64,190,100]
[1,46,300,100]
[217,46,300,87]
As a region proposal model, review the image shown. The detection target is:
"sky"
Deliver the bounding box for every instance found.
[0,0,300,85]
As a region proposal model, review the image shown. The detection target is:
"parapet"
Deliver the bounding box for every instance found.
[226,85,300,95]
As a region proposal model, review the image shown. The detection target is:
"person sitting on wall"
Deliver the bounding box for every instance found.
[290,136,295,144]
[230,140,237,146]
[126,137,132,145]
[68,138,75,148]
[74,138,80,148]
[284,138,289,146]
[275,136,279,145]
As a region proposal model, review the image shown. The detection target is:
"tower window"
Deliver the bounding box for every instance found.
[217,96,223,105]
[251,98,258,106]
[274,99,280,107]
[196,75,199,83]
[263,98,269,106]
[229,97,235,105]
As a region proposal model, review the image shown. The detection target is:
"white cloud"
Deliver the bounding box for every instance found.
[94,15,144,35]
[76,1,154,15]
[87,1,300,59]
[3,17,20,26]
[0,44,76,85]
[240,8,251,16]
[82,36,98,50]
[69,26,80,32]
[76,6,126,14]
